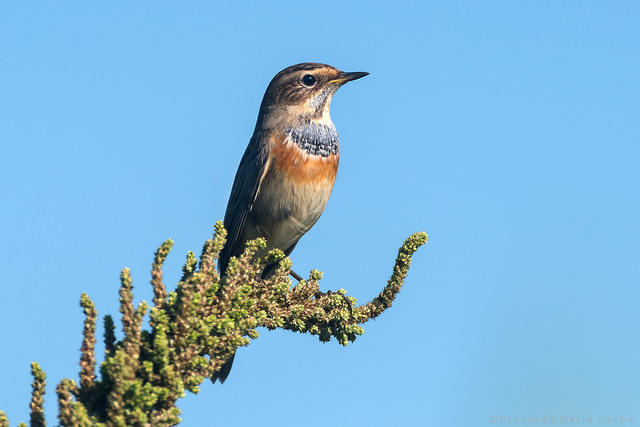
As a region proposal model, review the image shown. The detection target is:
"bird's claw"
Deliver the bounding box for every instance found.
[314,290,353,314]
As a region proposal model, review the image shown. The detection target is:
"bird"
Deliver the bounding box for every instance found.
[214,62,368,383]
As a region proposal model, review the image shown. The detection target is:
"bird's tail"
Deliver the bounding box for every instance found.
[212,246,292,384]
[212,352,235,384]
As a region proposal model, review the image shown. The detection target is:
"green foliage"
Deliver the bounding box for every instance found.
[28,363,46,427]
[0,222,427,426]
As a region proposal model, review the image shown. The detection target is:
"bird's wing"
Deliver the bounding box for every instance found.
[219,132,270,275]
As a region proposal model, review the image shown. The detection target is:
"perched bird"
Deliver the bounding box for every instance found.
[214,62,368,383]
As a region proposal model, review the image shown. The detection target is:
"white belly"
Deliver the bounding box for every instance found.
[248,168,335,251]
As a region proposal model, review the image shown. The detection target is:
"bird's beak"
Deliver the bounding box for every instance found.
[328,71,369,86]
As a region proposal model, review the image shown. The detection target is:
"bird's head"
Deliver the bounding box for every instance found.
[256,63,368,129]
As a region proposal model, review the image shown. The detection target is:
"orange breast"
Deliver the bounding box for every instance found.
[269,132,339,184]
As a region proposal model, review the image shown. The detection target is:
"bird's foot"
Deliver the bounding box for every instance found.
[314,289,353,313]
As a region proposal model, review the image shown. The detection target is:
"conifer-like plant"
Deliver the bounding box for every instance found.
[0,222,428,426]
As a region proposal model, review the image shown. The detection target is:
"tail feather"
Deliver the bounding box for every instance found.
[212,352,235,384]
[212,242,297,384]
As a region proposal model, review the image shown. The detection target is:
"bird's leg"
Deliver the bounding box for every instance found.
[289,269,303,282]
[314,289,353,313]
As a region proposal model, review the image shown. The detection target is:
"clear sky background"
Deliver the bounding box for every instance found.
[1,1,639,426]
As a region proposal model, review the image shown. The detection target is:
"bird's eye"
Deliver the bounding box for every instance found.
[302,74,316,87]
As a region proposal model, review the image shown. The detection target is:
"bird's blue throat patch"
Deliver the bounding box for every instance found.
[286,122,339,157]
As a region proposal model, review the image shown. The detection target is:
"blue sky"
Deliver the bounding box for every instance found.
[1,1,639,426]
